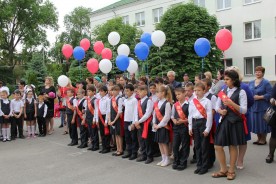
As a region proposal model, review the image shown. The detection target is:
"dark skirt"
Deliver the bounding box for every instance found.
[0,116,11,124]
[271,126,276,139]
[46,109,54,118]
[215,117,246,146]
[25,112,35,121]
[114,120,122,136]
[154,127,169,144]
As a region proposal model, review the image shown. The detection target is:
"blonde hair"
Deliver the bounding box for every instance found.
[226,66,243,81]
[45,76,54,86]
[158,85,173,104]
[167,71,176,77]
[204,71,212,80]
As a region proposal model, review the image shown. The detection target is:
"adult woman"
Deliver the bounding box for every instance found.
[119,76,128,87]
[266,84,276,163]
[86,77,93,86]
[212,70,247,180]
[210,69,224,95]
[40,76,56,135]
[249,66,272,145]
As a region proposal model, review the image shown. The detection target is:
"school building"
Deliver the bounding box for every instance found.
[91,0,276,82]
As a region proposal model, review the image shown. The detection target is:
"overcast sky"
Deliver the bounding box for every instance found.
[47,0,118,46]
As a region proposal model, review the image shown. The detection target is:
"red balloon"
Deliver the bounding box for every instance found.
[101,48,112,60]
[215,29,233,51]
[87,58,99,74]
[80,38,90,51]
[62,44,73,59]
[93,41,104,55]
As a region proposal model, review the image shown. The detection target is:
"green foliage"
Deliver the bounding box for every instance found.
[148,3,222,81]
[68,60,91,84]
[46,63,67,83]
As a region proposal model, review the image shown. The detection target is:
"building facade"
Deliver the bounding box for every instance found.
[91,0,276,82]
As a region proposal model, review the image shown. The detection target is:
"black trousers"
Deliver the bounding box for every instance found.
[99,115,110,151]
[77,116,88,145]
[192,118,210,171]
[67,114,78,143]
[124,121,138,155]
[87,118,99,149]
[37,117,46,135]
[137,123,153,159]
[11,115,23,138]
[173,125,190,166]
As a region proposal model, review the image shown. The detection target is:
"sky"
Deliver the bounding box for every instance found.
[47,0,119,46]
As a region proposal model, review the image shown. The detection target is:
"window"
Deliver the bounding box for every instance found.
[244,20,261,40]
[122,16,129,25]
[244,57,262,75]
[244,0,261,4]
[220,25,232,32]
[194,0,205,7]
[221,58,233,67]
[217,0,231,10]
[135,12,145,27]
[153,8,163,24]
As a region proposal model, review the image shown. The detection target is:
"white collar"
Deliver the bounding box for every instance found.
[227,87,237,92]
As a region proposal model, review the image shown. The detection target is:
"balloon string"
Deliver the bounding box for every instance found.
[223,51,226,69]
[158,47,163,79]
[201,58,204,74]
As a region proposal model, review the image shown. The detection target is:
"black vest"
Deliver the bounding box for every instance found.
[155,100,167,125]
[77,99,85,117]
[37,103,45,118]
[66,97,75,115]
[26,99,35,113]
[140,98,150,116]
[110,97,121,123]
[1,100,10,115]
[86,97,96,119]
[206,93,213,101]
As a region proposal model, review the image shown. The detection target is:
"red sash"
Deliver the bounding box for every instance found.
[97,99,109,135]
[66,98,75,111]
[154,102,173,142]
[174,102,187,126]
[138,100,153,139]
[193,98,207,119]
[76,99,88,128]
[218,91,248,135]
[86,97,97,128]
[111,97,124,136]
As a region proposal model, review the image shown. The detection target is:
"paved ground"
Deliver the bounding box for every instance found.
[0,118,275,184]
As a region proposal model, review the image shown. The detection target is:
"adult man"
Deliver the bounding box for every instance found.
[101,75,108,86]
[182,73,191,88]
[167,71,182,88]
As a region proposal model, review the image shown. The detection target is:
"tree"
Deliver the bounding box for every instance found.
[148,3,222,81]
[0,0,58,66]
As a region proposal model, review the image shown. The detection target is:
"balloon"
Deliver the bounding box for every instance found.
[134,42,149,61]
[62,44,73,59]
[108,32,120,46]
[57,75,69,87]
[99,59,112,74]
[87,58,99,74]
[151,30,166,47]
[93,41,104,55]
[101,48,113,60]
[116,55,129,71]
[73,46,85,61]
[194,38,211,57]
[127,59,138,74]
[140,33,153,47]
[80,38,90,51]
[117,44,130,56]
[48,92,56,98]
[215,29,233,51]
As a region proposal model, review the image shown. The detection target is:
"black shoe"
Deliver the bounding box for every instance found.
[190,158,197,164]
[92,147,99,151]
[78,144,88,149]
[266,154,274,163]
[77,145,82,148]
[68,142,73,146]
[99,150,103,153]
[176,165,187,171]
[122,153,131,159]
[71,142,78,146]
[59,125,63,128]
[198,169,208,175]
[102,149,110,154]
[11,137,16,140]
[38,134,43,137]
[136,157,147,162]
[42,134,46,137]
[172,164,178,170]
[145,158,153,164]
[87,147,93,150]
[208,163,214,169]
[129,154,137,160]
[194,168,201,174]
[19,135,25,139]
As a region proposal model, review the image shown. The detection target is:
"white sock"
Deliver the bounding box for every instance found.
[6,127,10,139]
[161,154,165,162]
[2,128,6,139]
[27,126,31,136]
[31,126,35,136]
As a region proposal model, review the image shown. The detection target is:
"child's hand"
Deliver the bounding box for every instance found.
[135,123,141,129]
[24,114,27,119]
[153,124,159,130]
[81,120,85,125]
[223,99,233,106]
[172,119,177,125]
[104,123,108,127]
[130,124,135,131]
[96,122,99,128]
[71,119,75,124]
[34,114,37,118]
[189,130,193,136]
[65,118,67,123]
[203,131,209,137]
[219,109,227,116]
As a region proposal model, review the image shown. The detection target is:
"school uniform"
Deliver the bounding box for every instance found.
[188,96,212,174]
[150,94,160,157]
[150,94,158,103]
[187,94,197,162]
[96,95,111,153]
[135,96,154,162]
[11,99,24,139]
[25,98,36,121]
[215,87,247,146]
[109,95,123,136]
[66,96,78,145]
[37,102,48,136]
[171,100,190,169]
[1,99,12,141]
[123,94,138,159]
[75,98,88,148]
[83,96,99,151]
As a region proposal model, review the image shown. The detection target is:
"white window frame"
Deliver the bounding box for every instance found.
[244,20,261,41]
[122,15,129,25]
[217,0,231,11]
[244,0,261,6]
[135,12,145,27]
[194,0,205,7]
[244,56,262,75]
[152,8,163,24]
[220,25,232,32]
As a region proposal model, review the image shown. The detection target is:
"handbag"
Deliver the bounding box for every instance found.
[263,106,276,127]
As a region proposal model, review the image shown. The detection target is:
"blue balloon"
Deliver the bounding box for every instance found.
[73,46,85,61]
[194,38,211,57]
[140,33,153,47]
[134,42,149,61]
[116,55,130,71]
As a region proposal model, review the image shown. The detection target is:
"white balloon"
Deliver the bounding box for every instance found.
[151,30,166,47]
[58,75,69,87]
[127,60,138,74]
[99,59,112,74]
[108,32,120,46]
[117,44,130,56]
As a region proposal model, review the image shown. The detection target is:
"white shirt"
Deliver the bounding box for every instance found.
[150,94,158,103]
[134,96,154,123]
[187,94,195,103]
[188,97,213,133]
[152,98,172,128]
[95,95,110,123]
[171,100,188,119]
[215,87,247,114]
[11,99,24,113]
[83,96,97,122]
[123,94,138,122]
[38,102,48,118]
[204,92,217,110]
[95,93,101,100]
[107,95,123,121]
